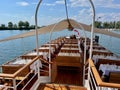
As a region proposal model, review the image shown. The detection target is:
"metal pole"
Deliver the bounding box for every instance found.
[49,20,62,81]
[75,21,87,86]
[35,0,42,56]
[88,0,96,84]
[88,0,95,60]
[35,0,42,79]
[79,25,87,86]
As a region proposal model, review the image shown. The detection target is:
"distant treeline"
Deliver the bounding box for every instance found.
[0,21,35,30]
[95,21,120,29]
[1,20,120,30]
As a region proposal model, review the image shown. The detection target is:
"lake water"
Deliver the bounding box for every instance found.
[0,30,120,65]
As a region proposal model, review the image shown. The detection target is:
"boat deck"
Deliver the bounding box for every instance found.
[37,83,87,90]
[54,66,83,85]
[37,65,84,90]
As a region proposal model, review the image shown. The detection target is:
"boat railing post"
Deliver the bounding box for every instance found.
[37,59,40,79]
[98,86,102,90]
[83,36,87,85]
[48,43,51,81]
[49,20,61,81]
[13,78,16,90]
[75,20,87,86]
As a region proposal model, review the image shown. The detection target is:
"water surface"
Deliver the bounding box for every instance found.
[0,30,120,65]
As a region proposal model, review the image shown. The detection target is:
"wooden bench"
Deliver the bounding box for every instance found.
[96,59,120,69]
[55,56,81,67]
[60,49,79,53]
[109,72,120,83]
[92,51,113,56]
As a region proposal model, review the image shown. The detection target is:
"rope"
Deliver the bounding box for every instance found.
[64,0,69,20]
[64,0,73,30]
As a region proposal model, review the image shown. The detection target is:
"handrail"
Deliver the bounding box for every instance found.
[13,56,39,77]
[89,59,120,89]
[0,73,13,78]
[21,73,37,90]
[89,59,102,85]
[0,56,52,78]
[40,58,53,64]
[0,56,39,78]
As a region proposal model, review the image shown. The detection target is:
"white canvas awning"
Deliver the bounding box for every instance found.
[0,19,120,42]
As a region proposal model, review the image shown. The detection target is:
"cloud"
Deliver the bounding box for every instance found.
[70,0,89,7]
[67,0,120,24]
[16,1,29,6]
[35,14,65,26]
[55,0,65,4]
[43,3,55,6]
[69,8,120,24]
[96,12,120,22]
[69,0,120,9]
[94,0,120,9]
[43,0,65,7]
[70,8,92,24]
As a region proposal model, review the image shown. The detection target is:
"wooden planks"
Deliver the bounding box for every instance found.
[96,59,120,69]
[55,56,81,67]
[54,66,83,86]
[109,72,120,83]
[37,83,87,90]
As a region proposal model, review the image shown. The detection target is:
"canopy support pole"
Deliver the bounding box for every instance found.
[35,0,42,79]
[49,21,62,81]
[88,0,96,83]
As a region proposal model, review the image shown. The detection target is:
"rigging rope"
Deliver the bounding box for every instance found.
[64,0,73,31]
[64,0,69,20]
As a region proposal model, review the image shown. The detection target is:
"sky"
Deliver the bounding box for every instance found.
[0,0,120,26]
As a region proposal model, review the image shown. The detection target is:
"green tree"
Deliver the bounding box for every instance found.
[103,22,109,28]
[30,25,35,29]
[109,22,114,29]
[113,21,116,29]
[116,21,120,29]
[18,21,24,29]
[13,24,17,29]
[1,24,5,28]
[0,24,7,30]
[8,22,13,29]
[24,21,29,29]
[95,21,102,28]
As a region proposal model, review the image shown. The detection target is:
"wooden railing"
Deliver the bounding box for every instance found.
[0,56,39,78]
[0,55,53,90]
[88,59,120,89]
[0,56,40,90]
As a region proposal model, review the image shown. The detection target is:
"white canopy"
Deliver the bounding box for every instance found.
[0,19,120,42]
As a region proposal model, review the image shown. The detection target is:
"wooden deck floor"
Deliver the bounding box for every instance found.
[37,66,84,90]
[54,66,83,86]
[37,83,87,90]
